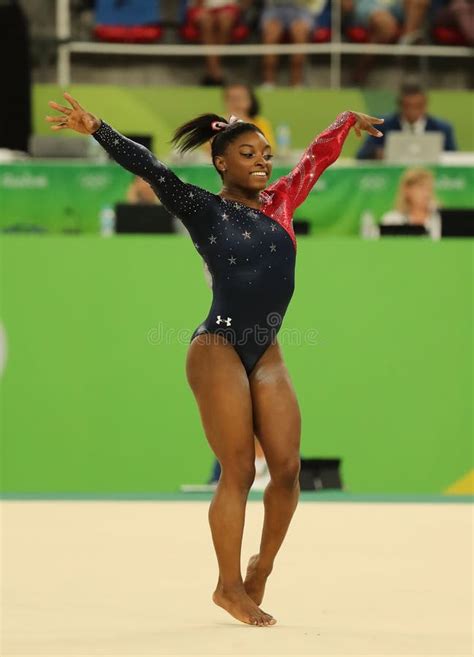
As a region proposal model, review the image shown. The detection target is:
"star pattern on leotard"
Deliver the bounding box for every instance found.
[92,121,213,224]
[91,113,360,373]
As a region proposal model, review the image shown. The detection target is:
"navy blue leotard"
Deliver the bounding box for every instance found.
[93,112,356,375]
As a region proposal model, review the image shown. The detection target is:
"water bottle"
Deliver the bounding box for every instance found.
[99,204,115,237]
[360,210,378,239]
[276,123,291,158]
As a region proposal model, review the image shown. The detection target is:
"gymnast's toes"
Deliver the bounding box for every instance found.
[212,585,276,626]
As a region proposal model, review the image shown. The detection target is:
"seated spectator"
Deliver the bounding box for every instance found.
[342,0,430,81]
[126,175,159,204]
[343,0,429,44]
[187,0,243,86]
[432,0,474,45]
[200,82,276,158]
[223,82,277,150]
[261,1,317,87]
[357,81,457,160]
[380,167,441,239]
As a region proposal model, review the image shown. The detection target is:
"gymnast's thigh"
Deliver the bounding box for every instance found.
[248,341,301,468]
[186,333,256,465]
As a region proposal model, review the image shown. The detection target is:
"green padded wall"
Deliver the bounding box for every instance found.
[1,236,472,494]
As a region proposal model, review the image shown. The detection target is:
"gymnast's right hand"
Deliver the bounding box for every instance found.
[45,92,101,135]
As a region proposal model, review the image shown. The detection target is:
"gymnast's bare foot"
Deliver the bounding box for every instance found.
[212,580,276,626]
[244,554,272,606]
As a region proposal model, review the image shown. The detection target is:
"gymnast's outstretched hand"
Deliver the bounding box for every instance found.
[45,92,101,135]
[350,112,384,138]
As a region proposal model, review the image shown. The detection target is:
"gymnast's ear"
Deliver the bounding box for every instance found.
[213,155,227,174]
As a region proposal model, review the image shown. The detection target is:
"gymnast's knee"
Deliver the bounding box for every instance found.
[219,460,256,492]
[269,457,301,489]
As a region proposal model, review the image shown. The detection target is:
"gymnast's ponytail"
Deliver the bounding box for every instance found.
[171,113,263,157]
[171,114,228,154]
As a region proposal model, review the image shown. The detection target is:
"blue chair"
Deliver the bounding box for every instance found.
[94,0,164,42]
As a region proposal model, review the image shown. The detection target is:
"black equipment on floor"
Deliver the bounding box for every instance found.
[299,458,343,491]
[114,203,175,234]
[294,220,311,235]
[378,224,428,237]
[440,208,474,238]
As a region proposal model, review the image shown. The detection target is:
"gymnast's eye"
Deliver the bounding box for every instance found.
[240,152,273,161]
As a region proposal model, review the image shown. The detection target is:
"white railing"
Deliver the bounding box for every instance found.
[55,0,473,88]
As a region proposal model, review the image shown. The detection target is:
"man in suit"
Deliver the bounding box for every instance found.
[357,81,457,160]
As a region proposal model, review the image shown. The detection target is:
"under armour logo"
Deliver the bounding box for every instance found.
[216,315,232,327]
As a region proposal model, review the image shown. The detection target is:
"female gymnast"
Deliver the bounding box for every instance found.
[46,93,383,627]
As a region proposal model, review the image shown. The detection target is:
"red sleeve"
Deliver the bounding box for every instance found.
[265,111,357,214]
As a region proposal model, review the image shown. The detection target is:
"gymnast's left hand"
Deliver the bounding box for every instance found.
[350,112,384,138]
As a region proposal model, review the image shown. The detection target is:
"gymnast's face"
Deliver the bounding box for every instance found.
[214,130,273,192]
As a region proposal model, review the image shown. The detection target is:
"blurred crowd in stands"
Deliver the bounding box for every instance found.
[83,0,474,86]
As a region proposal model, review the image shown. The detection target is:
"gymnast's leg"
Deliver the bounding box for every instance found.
[244,340,301,605]
[186,333,276,626]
